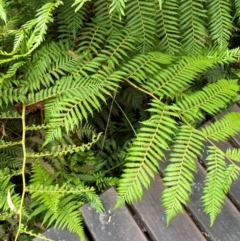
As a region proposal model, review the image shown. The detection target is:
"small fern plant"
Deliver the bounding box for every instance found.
[1,0,240,240]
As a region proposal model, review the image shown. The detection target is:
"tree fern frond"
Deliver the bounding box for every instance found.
[95,29,137,70]
[179,0,207,55]
[223,164,240,193]
[201,112,240,141]
[116,100,178,206]
[234,0,240,18]
[109,0,127,19]
[162,125,205,225]
[58,0,87,40]
[226,148,240,162]
[94,0,123,30]
[0,0,7,24]
[72,0,91,12]
[202,146,227,225]
[27,1,63,53]
[28,134,101,158]
[207,0,232,47]
[30,161,54,186]
[121,51,173,85]
[176,79,239,122]
[77,24,109,55]
[145,55,218,98]
[155,0,180,54]
[125,0,156,52]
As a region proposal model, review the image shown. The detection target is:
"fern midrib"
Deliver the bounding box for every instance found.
[206,149,225,214]
[167,127,194,217]
[106,33,131,65]
[180,82,230,114]
[120,103,167,200]
[126,54,161,80]
[136,0,147,47]
[152,60,193,95]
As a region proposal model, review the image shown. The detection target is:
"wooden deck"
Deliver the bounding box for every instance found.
[33,103,240,241]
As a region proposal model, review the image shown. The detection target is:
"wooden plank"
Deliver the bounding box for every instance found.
[132,175,206,241]
[32,227,86,241]
[188,162,240,241]
[80,187,148,241]
[213,103,240,146]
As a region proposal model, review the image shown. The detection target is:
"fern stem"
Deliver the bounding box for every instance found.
[101,92,116,151]
[124,78,157,100]
[14,104,27,241]
[113,99,137,135]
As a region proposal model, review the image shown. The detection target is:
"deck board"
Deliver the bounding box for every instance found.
[80,187,148,241]
[132,175,206,241]
[32,227,86,241]
[188,162,240,241]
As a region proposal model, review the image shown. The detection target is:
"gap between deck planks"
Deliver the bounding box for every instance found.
[33,103,240,241]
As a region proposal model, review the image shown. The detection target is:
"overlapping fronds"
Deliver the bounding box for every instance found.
[207,0,232,46]
[176,80,239,122]
[179,0,207,55]
[116,100,178,207]
[144,55,218,98]
[155,0,180,54]
[94,0,123,29]
[125,0,156,52]
[202,112,240,141]
[202,146,227,225]
[162,126,205,224]
[58,0,87,40]
[1,0,240,238]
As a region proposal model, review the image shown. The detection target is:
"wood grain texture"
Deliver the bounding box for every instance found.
[80,187,148,241]
[132,175,206,241]
[32,227,86,241]
[188,162,240,241]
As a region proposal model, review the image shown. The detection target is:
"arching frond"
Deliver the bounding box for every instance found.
[162,125,205,225]
[125,0,156,52]
[201,112,240,141]
[116,100,178,207]
[207,0,232,47]
[155,0,181,54]
[179,0,207,55]
[202,146,227,226]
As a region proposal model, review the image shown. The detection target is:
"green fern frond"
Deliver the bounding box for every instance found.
[94,0,123,29]
[125,0,156,52]
[234,0,240,18]
[179,0,207,55]
[202,146,227,225]
[162,125,205,225]
[72,0,91,12]
[201,112,240,141]
[155,0,180,54]
[176,80,239,122]
[109,0,127,18]
[223,164,240,193]
[28,134,101,158]
[207,0,232,47]
[27,1,63,53]
[145,55,218,99]
[121,51,173,85]
[58,0,87,40]
[77,24,109,55]
[0,61,25,83]
[116,100,178,207]
[226,148,240,162]
[0,0,7,24]
[95,29,137,70]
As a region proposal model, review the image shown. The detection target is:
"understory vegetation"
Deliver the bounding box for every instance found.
[1,0,240,240]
